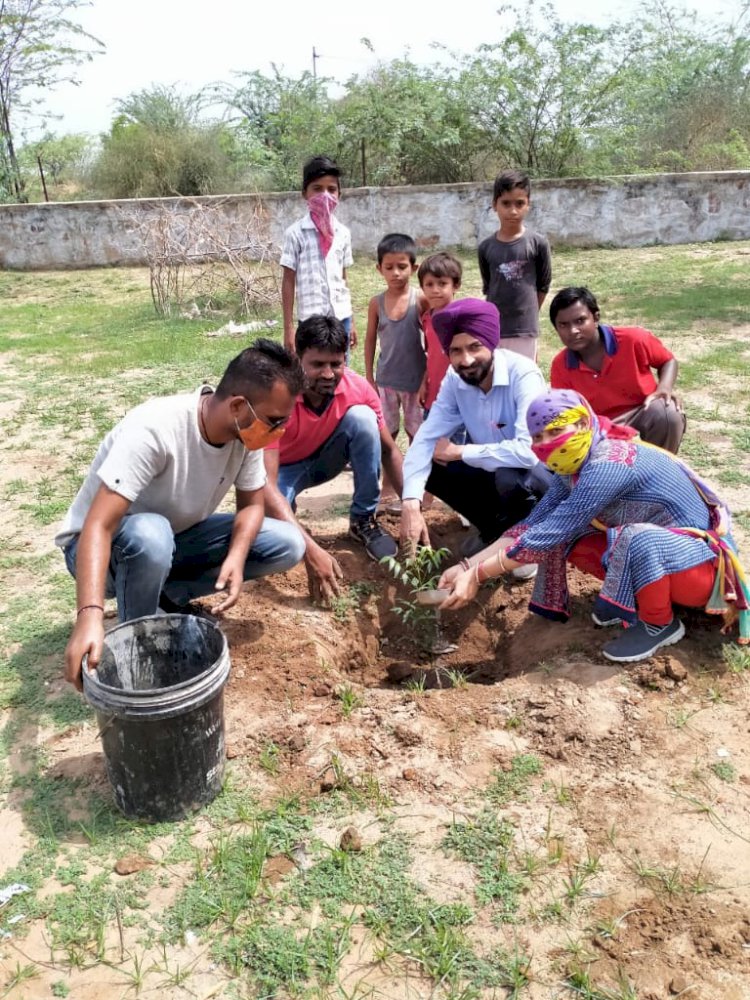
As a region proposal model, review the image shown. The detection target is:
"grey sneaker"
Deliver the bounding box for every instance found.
[350,515,397,561]
[602,618,685,663]
[511,563,537,582]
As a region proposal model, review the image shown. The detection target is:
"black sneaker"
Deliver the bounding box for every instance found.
[349,515,397,561]
[602,618,685,663]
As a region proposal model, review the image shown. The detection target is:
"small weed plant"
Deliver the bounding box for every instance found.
[722,644,750,673]
[337,685,364,718]
[710,759,737,783]
[443,809,527,918]
[488,755,543,806]
[329,580,378,623]
[259,742,281,775]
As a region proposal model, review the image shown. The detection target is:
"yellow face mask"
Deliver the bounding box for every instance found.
[531,414,594,475]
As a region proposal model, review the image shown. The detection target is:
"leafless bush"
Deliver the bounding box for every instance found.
[120,197,280,317]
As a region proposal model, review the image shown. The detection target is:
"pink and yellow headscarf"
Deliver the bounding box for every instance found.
[526,390,601,475]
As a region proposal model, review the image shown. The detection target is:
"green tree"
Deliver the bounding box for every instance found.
[336,58,487,186]
[19,130,93,194]
[457,2,641,177]
[111,83,203,132]
[0,0,103,202]
[614,3,750,172]
[92,84,240,198]
[216,67,338,190]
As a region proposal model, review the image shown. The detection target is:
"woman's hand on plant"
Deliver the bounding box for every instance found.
[438,564,463,590]
[441,568,479,611]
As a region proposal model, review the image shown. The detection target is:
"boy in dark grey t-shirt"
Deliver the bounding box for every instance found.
[478,170,552,360]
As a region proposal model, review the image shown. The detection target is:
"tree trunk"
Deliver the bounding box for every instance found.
[0,82,27,203]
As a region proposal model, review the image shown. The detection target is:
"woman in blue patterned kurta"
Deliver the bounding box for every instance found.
[440,390,748,662]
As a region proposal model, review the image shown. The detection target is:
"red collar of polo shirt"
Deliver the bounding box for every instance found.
[565,324,619,369]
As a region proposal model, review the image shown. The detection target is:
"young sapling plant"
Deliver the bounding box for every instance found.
[381,546,452,654]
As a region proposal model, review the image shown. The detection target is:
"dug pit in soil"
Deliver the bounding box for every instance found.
[215,509,728,740]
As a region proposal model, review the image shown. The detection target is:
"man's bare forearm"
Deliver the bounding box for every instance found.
[226,501,265,565]
[382,444,404,497]
[74,522,114,610]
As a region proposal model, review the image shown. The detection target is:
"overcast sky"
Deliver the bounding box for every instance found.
[20,0,737,139]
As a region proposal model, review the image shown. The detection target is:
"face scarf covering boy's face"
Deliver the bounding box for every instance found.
[308,191,338,257]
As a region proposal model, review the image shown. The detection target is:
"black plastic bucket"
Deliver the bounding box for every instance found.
[83,614,230,822]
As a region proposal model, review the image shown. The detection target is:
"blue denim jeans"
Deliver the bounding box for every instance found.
[276,404,380,520]
[64,513,305,623]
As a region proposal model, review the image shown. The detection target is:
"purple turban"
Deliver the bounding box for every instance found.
[432,298,500,354]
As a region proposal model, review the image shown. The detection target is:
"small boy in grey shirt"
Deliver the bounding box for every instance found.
[478,170,552,360]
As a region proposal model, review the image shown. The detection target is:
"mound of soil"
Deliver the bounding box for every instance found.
[216,507,729,767]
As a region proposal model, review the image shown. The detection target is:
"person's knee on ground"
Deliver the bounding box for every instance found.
[631,398,686,453]
[491,464,549,536]
[338,404,381,450]
[243,519,306,579]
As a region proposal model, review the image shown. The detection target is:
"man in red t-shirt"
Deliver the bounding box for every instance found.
[548,286,686,453]
[264,315,405,602]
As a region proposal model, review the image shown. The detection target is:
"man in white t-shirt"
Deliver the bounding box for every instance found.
[58,340,307,689]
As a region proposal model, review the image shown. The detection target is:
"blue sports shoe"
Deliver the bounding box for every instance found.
[602,619,685,663]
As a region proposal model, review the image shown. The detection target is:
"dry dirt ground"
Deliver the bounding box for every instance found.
[2,478,750,999]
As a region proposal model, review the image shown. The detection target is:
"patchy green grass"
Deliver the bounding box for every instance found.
[486,753,543,806]
[1,243,749,999]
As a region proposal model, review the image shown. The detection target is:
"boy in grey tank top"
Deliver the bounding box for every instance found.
[364,233,426,444]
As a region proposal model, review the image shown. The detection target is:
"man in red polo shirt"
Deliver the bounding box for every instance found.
[264,315,404,602]
[548,286,686,453]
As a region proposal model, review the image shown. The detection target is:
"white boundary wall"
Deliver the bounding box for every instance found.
[1,171,749,270]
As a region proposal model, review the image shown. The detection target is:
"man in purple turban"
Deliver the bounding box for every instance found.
[432,299,501,354]
[400,298,552,566]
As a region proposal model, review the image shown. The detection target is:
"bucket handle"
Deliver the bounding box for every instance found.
[95,715,116,740]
